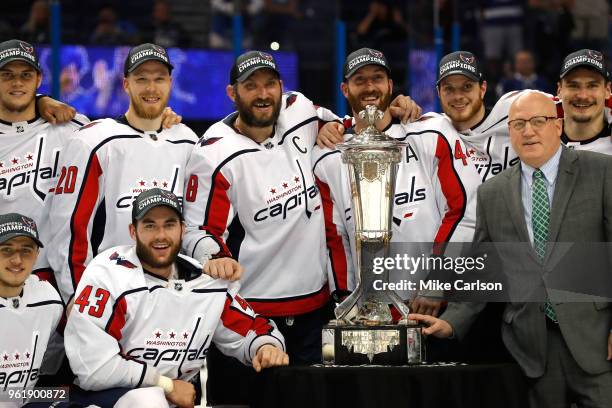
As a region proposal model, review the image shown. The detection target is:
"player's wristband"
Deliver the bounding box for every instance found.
[157,375,174,394]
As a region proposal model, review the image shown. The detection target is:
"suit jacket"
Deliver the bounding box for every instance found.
[442,146,612,378]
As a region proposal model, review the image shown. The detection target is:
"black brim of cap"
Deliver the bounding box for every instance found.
[235,66,280,83]
[126,58,174,76]
[0,233,44,248]
[345,63,390,79]
[0,57,40,72]
[134,204,184,221]
[560,63,608,79]
[437,70,480,85]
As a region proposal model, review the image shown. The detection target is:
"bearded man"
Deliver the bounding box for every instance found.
[46,43,199,304]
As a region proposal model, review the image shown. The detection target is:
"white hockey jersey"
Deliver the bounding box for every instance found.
[0,114,89,273]
[312,118,472,293]
[183,92,330,317]
[561,107,612,155]
[45,116,199,302]
[0,276,63,406]
[65,246,284,391]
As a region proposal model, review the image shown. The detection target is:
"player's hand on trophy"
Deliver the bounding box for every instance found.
[166,379,196,408]
[408,313,454,338]
[607,332,612,361]
[253,344,289,372]
[204,257,244,281]
[409,296,443,317]
[316,121,345,149]
[160,106,183,129]
[38,96,76,124]
[389,94,422,124]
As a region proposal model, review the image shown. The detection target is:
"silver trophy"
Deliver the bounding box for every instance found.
[322,105,424,365]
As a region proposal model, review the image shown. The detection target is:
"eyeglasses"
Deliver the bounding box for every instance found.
[508,116,558,132]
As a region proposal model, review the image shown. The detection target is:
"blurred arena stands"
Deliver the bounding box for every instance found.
[3,0,611,134]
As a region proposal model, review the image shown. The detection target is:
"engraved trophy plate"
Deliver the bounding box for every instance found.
[322,105,425,365]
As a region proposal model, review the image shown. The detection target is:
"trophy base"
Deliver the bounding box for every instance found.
[322,323,425,365]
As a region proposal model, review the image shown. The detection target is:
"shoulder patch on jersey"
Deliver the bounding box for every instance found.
[78,121,101,131]
[200,136,223,147]
[285,93,298,108]
[109,251,137,269]
[233,294,252,312]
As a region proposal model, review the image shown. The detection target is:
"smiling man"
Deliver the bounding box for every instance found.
[182,50,340,405]
[45,43,199,304]
[410,91,612,408]
[0,213,63,407]
[0,39,90,279]
[557,49,612,154]
[312,48,472,308]
[64,189,287,408]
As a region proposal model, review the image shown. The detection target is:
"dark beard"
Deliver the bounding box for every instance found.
[235,92,281,127]
[135,237,181,270]
[346,88,392,116]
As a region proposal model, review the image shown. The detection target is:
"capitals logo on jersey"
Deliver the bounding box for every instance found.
[115,169,181,210]
[0,135,61,202]
[254,174,320,222]
[0,341,38,391]
[125,319,209,367]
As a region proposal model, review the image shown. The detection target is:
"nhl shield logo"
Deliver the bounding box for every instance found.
[16,125,24,133]
[587,50,603,61]
[174,282,183,291]
[459,53,475,64]
[368,49,384,58]
[19,42,34,54]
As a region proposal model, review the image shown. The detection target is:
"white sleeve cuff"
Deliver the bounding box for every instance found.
[248,335,285,364]
[192,236,222,263]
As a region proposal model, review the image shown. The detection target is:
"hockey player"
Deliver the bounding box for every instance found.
[0,39,182,282]
[0,213,63,407]
[312,48,471,308]
[181,50,337,405]
[46,43,199,303]
[557,49,612,154]
[64,188,287,408]
[0,39,89,278]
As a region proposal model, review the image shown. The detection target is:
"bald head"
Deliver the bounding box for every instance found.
[508,91,562,169]
[509,91,557,119]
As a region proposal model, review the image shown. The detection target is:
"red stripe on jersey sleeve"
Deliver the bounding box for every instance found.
[220,296,274,337]
[70,154,103,287]
[205,171,232,256]
[433,135,466,247]
[316,176,348,292]
[107,297,128,341]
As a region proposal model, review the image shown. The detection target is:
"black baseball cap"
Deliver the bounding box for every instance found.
[343,48,390,80]
[0,213,43,248]
[132,188,183,221]
[437,51,482,85]
[124,43,174,77]
[230,50,280,84]
[560,49,610,80]
[0,39,40,72]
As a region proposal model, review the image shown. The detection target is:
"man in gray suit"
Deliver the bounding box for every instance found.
[410,91,612,407]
